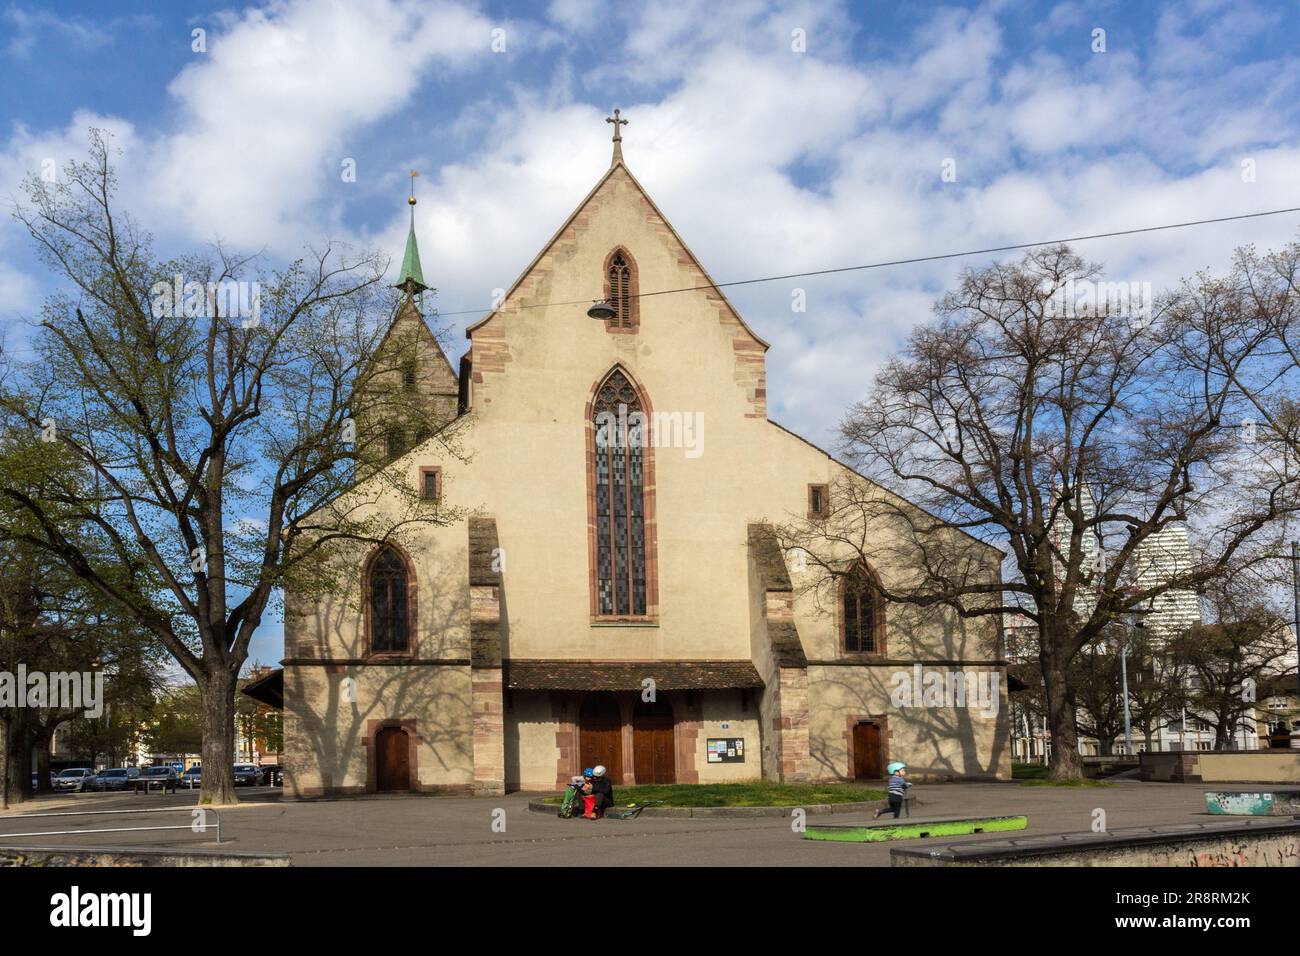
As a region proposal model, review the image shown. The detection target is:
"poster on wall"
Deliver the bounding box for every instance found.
[706,738,744,763]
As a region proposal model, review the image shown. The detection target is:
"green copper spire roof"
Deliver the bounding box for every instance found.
[395,201,427,294]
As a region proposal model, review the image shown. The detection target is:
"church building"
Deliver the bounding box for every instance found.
[281,115,1010,796]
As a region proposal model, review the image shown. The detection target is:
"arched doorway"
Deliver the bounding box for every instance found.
[852,721,883,780]
[375,726,411,791]
[578,694,623,783]
[633,697,676,784]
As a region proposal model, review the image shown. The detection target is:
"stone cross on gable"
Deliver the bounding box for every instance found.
[606,109,628,166]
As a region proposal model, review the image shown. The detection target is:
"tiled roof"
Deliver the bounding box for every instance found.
[504,660,765,691]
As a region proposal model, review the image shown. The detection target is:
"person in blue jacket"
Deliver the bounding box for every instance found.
[874,761,911,819]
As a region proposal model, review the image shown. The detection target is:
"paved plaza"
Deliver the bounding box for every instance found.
[0,780,1231,866]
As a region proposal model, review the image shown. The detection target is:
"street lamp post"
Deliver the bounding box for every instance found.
[1116,606,1148,756]
[1119,633,1134,755]
[1292,541,1300,694]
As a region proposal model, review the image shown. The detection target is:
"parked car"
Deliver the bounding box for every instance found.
[233,764,261,787]
[134,766,180,794]
[30,771,57,791]
[83,767,140,792]
[53,768,95,792]
[182,766,202,789]
[260,765,283,786]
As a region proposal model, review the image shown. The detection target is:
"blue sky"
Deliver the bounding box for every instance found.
[3,0,1300,665]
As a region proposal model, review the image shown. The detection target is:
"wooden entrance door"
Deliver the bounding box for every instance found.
[578,694,623,783]
[852,722,883,780]
[376,726,410,791]
[633,698,676,784]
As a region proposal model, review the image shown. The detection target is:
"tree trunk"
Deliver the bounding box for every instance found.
[199,670,239,804]
[1042,644,1083,780]
[3,708,33,805]
[1214,714,1234,751]
[0,714,8,810]
[32,724,53,794]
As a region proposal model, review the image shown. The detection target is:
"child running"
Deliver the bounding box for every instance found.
[874,761,911,819]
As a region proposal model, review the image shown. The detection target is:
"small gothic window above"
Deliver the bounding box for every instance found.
[605,249,637,330]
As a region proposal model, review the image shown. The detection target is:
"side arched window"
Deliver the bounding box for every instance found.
[368,547,412,653]
[842,562,883,654]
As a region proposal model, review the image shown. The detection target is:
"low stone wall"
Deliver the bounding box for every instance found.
[891,819,1300,867]
[1140,750,1300,784]
[0,845,290,867]
[1137,751,1202,782]
[1198,752,1300,784]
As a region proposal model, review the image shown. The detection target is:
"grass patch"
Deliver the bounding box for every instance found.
[541,781,886,807]
[1012,762,1050,780]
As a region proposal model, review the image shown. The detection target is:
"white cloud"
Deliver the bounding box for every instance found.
[151,0,493,249]
[2,0,1300,448]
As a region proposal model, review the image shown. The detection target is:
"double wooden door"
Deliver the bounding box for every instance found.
[578,694,623,783]
[633,698,676,784]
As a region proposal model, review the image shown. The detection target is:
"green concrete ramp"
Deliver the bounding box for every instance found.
[805,815,1028,843]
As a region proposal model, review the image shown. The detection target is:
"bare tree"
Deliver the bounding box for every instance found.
[1167,577,1293,750]
[0,130,465,802]
[782,246,1300,779]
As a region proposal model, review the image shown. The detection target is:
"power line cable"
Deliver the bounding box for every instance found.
[426,204,1300,317]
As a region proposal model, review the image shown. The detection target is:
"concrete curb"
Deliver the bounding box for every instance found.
[526,796,880,818]
[890,817,1300,867]
[0,844,291,867]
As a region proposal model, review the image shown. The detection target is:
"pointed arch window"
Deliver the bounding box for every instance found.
[592,368,648,616]
[604,249,638,331]
[842,562,884,654]
[368,547,412,654]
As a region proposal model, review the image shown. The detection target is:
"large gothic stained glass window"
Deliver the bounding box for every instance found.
[593,368,647,616]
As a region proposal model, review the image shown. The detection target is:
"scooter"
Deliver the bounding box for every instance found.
[604,800,664,820]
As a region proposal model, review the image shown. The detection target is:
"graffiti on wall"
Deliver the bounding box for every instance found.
[1205,790,1300,815]
[1205,791,1276,815]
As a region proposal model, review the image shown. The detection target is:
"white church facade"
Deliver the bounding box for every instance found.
[281,121,1011,795]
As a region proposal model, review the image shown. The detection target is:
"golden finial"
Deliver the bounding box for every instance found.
[408,169,420,205]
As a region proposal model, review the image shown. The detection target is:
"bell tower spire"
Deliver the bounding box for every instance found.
[395,170,428,298]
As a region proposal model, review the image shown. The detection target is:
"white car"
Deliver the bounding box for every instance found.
[54,768,95,792]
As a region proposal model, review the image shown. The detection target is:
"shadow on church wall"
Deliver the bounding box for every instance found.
[283,539,474,792]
